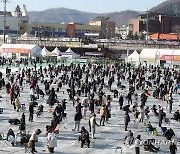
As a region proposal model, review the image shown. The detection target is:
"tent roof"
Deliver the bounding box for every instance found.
[65,47,75,53]
[0,44,38,49]
[41,47,49,56]
[140,48,159,62]
[128,50,139,62]
[61,48,80,58]
[50,47,61,56]
[173,50,180,55]
[157,49,174,56]
[140,48,159,58]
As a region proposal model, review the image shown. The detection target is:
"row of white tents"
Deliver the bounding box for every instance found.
[0,44,80,59]
[40,46,80,58]
[128,48,180,66]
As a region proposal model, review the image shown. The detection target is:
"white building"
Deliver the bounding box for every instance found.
[0,5,29,37]
[115,25,128,39]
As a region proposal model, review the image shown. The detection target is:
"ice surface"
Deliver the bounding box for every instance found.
[0,65,179,154]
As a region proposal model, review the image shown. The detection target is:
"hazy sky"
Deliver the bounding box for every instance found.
[1,0,166,13]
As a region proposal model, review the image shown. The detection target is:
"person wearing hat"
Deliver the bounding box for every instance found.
[28,128,41,153]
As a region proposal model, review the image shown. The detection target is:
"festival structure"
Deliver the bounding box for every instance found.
[0,44,42,59]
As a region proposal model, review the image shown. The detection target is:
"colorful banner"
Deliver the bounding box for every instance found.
[160,55,180,61]
[174,55,180,61]
[2,48,31,53]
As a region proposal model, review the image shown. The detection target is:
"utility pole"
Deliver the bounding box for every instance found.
[146,8,149,41]
[1,0,8,43]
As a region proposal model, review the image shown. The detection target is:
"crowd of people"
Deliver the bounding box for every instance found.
[0,60,179,154]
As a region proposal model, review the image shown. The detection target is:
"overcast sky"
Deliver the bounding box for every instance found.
[1,0,166,13]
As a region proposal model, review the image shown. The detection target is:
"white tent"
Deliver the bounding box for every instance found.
[140,48,159,65]
[158,49,174,57]
[128,50,140,62]
[61,48,80,58]
[172,50,180,56]
[49,47,61,56]
[41,47,49,57]
[0,44,42,58]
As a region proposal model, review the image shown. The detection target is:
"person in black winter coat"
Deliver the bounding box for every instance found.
[124,111,130,131]
[159,109,165,127]
[72,111,82,132]
[141,92,147,106]
[169,142,177,154]
[19,113,26,134]
[76,102,82,114]
[7,128,15,146]
[173,110,180,121]
[78,126,90,148]
[123,105,131,113]
[119,93,124,110]
[127,92,132,105]
[29,102,34,122]
[165,128,175,140]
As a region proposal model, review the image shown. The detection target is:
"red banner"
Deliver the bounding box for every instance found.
[160,55,180,61]
[2,48,30,53]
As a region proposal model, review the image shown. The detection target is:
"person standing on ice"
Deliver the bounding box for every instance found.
[89,113,99,139]
[169,141,177,154]
[72,111,82,132]
[28,128,41,154]
[118,93,124,110]
[124,111,130,131]
[29,101,34,122]
[134,135,142,154]
[139,105,144,122]
[47,127,57,153]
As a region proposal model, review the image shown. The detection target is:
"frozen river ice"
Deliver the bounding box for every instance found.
[0,65,179,154]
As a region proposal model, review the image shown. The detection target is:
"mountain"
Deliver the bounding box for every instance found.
[28,0,180,28]
[28,8,98,25]
[106,10,140,27]
[28,7,140,27]
[150,0,180,16]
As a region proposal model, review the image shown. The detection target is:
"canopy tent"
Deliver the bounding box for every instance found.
[140,48,159,65]
[48,47,61,56]
[60,48,80,58]
[140,48,180,66]
[0,44,42,58]
[160,49,180,61]
[41,47,49,57]
[128,50,140,62]
[172,50,180,56]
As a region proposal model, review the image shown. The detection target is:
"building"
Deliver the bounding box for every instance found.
[20,22,101,38]
[0,5,29,36]
[1,6,115,39]
[90,16,116,38]
[128,13,180,37]
[115,25,128,39]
